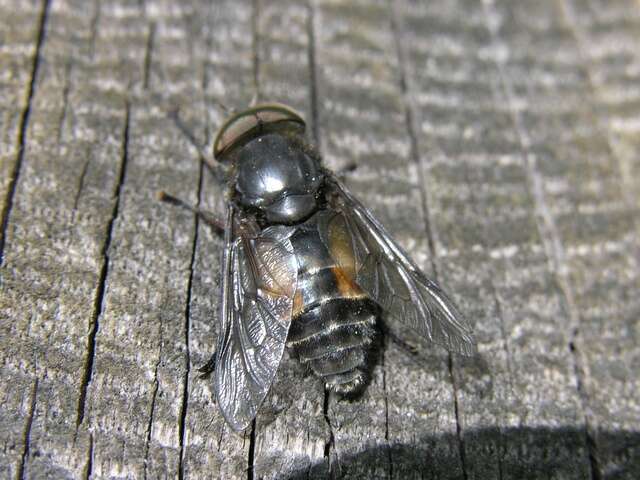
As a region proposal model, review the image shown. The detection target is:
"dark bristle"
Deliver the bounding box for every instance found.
[157,190,180,205]
[329,372,367,396]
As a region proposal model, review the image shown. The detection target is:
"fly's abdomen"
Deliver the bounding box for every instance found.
[287,265,378,395]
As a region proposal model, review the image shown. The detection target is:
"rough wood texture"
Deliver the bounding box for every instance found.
[1,0,638,478]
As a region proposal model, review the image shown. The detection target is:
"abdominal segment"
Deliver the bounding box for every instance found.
[286,264,378,394]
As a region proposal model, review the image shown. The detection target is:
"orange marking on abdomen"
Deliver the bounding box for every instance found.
[331,266,366,300]
[291,266,367,321]
[292,289,305,318]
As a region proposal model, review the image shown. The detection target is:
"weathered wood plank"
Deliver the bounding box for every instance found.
[0,0,50,475]
[78,2,203,478]
[0,0,638,479]
[397,0,596,478]
[0,0,46,259]
[0,0,142,477]
[553,1,640,477]
[486,1,640,477]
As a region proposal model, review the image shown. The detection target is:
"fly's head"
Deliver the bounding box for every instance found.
[213,103,324,224]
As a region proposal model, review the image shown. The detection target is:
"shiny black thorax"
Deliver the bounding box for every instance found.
[230,133,377,394]
[232,133,324,225]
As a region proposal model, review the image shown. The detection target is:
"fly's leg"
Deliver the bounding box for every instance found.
[388,331,420,357]
[198,353,216,379]
[211,99,234,115]
[338,161,358,175]
[249,91,259,107]
[336,161,358,180]
[380,320,420,358]
[167,108,228,183]
[322,163,359,183]
[157,191,224,235]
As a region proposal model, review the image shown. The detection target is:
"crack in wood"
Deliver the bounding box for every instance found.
[76,102,131,429]
[83,433,94,480]
[447,354,469,480]
[178,158,204,480]
[143,318,163,480]
[247,419,257,480]
[88,0,101,60]
[322,387,335,478]
[306,0,320,147]
[57,58,73,144]
[17,378,38,480]
[143,369,160,480]
[251,0,261,101]
[489,285,514,480]
[73,148,93,213]
[143,22,156,91]
[570,341,603,480]
[381,344,393,480]
[490,285,516,406]
[141,15,161,480]
[388,0,437,279]
[390,2,468,479]
[0,0,51,266]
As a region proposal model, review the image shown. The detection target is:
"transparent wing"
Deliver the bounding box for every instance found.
[324,176,476,356]
[215,206,298,431]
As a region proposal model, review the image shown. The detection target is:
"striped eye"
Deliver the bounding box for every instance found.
[213,103,306,159]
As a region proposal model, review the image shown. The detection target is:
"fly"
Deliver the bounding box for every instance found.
[159,103,477,431]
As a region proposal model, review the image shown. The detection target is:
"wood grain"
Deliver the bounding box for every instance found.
[0,0,638,478]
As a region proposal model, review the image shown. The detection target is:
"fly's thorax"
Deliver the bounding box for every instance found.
[232,133,324,224]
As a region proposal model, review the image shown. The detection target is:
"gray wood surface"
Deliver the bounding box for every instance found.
[0,0,638,478]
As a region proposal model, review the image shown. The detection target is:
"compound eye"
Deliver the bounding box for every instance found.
[213,103,306,159]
